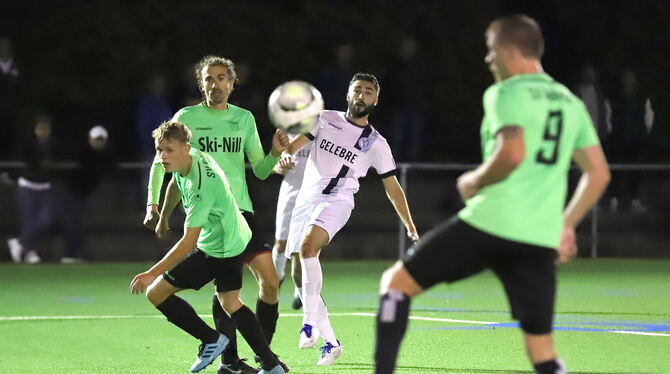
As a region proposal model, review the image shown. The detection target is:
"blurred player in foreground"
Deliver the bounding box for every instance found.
[373,15,610,374]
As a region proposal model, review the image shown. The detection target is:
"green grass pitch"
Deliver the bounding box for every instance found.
[1,259,668,373]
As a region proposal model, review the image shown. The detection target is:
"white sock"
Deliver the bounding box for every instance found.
[316,296,338,345]
[300,256,322,326]
[272,246,287,281]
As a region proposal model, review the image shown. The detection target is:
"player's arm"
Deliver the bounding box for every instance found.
[457,126,524,201]
[245,113,289,179]
[559,145,610,263]
[143,157,166,229]
[155,178,182,239]
[130,226,201,294]
[382,175,419,242]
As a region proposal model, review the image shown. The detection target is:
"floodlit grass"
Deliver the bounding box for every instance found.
[1,260,668,373]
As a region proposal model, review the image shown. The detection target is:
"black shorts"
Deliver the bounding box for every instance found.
[241,211,271,264]
[403,216,557,334]
[163,248,244,292]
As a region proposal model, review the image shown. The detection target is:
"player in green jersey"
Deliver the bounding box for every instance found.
[130,121,285,374]
[144,55,289,374]
[374,15,611,374]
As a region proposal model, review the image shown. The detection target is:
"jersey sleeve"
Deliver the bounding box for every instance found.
[147,159,165,205]
[574,103,600,149]
[304,112,323,141]
[244,112,278,180]
[484,85,528,134]
[372,140,398,178]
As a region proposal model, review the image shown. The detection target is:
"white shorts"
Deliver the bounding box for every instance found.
[285,196,353,259]
[274,181,300,241]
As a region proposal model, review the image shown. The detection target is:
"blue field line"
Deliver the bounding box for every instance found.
[411,320,670,334]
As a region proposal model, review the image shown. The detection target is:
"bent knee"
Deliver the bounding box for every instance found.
[380,261,423,297]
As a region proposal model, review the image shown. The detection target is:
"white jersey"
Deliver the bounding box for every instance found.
[274,135,310,240]
[283,134,311,187]
[298,110,397,206]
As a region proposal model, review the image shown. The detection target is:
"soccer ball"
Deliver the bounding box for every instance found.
[268,81,324,134]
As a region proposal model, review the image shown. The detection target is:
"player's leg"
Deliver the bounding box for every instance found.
[492,243,564,374]
[297,224,329,342]
[247,251,280,344]
[151,250,229,373]
[272,239,288,283]
[290,253,302,309]
[374,261,424,374]
[375,217,490,374]
[215,255,283,372]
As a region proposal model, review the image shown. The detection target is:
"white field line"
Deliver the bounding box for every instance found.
[1,313,667,336]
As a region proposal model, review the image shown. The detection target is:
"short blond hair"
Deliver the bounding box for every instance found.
[152,121,192,143]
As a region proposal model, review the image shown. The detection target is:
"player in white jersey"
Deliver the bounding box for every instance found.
[283,73,419,366]
[272,134,310,310]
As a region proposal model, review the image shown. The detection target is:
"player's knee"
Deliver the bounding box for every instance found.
[299,241,319,258]
[145,283,167,306]
[219,293,243,315]
[273,240,286,254]
[519,315,552,335]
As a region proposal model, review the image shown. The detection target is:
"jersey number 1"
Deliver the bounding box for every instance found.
[536,110,563,165]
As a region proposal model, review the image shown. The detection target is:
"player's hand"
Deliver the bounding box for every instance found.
[279,154,295,170]
[270,130,290,157]
[456,171,479,202]
[143,205,159,230]
[558,226,577,264]
[130,271,157,294]
[155,218,170,239]
[407,228,419,243]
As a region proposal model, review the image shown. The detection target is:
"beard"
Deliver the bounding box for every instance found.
[347,100,375,118]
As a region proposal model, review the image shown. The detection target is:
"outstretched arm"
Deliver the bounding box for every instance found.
[248,129,290,180]
[559,145,610,263]
[382,175,419,242]
[130,226,201,294]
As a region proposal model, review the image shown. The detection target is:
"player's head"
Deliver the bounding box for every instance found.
[88,125,109,151]
[194,55,238,106]
[34,114,51,142]
[152,121,192,173]
[485,15,544,81]
[346,73,379,119]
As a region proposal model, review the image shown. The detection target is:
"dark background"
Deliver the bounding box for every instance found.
[2,0,669,162]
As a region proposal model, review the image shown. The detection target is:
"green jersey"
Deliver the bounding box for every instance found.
[148,102,279,212]
[458,73,599,249]
[173,148,251,258]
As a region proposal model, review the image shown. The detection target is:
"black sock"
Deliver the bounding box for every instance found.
[256,298,279,345]
[231,305,279,370]
[212,295,239,364]
[374,290,411,374]
[156,295,219,343]
[534,359,566,374]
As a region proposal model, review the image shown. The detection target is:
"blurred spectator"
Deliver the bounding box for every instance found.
[0,37,21,158]
[59,125,117,263]
[6,115,56,264]
[175,64,202,107]
[314,44,355,111]
[384,35,431,161]
[607,69,654,212]
[133,73,173,198]
[573,65,611,141]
